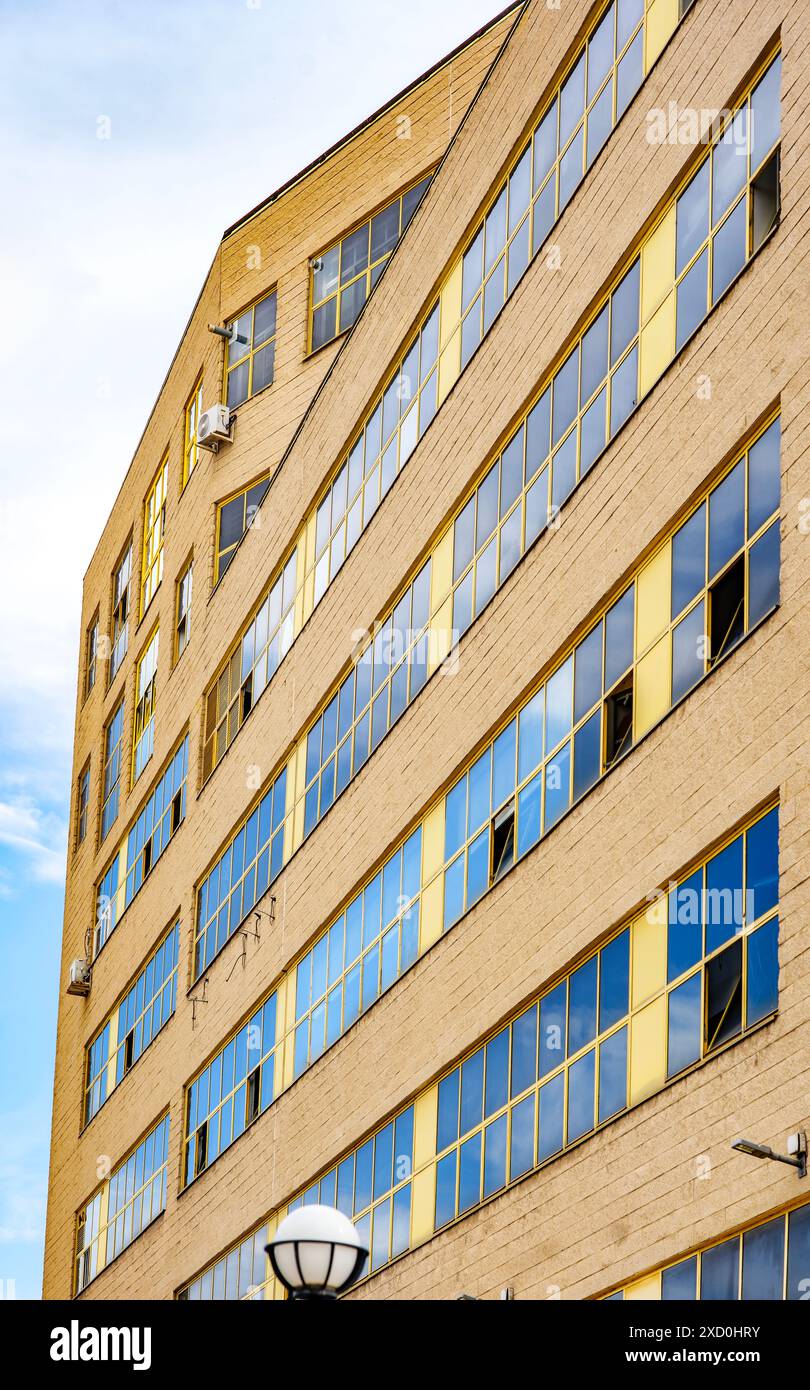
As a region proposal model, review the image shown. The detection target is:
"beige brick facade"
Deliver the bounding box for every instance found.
[44,0,810,1303]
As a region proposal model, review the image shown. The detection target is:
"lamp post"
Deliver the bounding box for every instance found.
[731,1131,807,1178]
[266,1205,368,1301]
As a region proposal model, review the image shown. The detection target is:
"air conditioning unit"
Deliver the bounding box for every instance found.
[198,403,232,452]
[67,957,92,997]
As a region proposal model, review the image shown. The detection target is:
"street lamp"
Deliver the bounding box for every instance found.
[731,1131,807,1178]
[266,1205,368,1300]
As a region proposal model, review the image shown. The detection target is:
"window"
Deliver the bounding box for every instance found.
[202,553,296,780]
[310,176,432,351]
[441,418,779,931]
[194,766,287,978]
[175,561,193,661]
[291,828,421,1079]
[94,735,188,955]
[109,544,132,681]
[224,292,277,408]
[674,53,781,350]
[75,1114,169,1294]
[85,615,99,696]
[184,994,278,1184]
[460,0,645,364]
[451,260,640,641]
[84,922,180,1124]
[288,1106,415,1279]
[100,700,124,841]
[183,376,203,485]
[609,1197,810,1301]
[301,561,431,839]
[309,305,439,608]
[178,1223,280,1301]
[132,627,159,783]
[435,806,778,1232]
[76,763,90,847]
[140,456,168,615]
[215,476,269,582]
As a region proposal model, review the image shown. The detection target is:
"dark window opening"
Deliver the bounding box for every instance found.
[491,806,515,883]
[195,1120,208,1177]
[751,150,780,253]
[247,1066,261,1125]
[705,939,743,1052]
[171,790,182,834]
[709,556,745,666]
[679,0,697,14]
[605,674,634,769]
[123,1031,134,1075]
[241,674,253,722]
[143,838,153,877]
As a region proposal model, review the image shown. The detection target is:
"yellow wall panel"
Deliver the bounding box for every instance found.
[624,1270,662,1300]
[440,259,463,349]
[634,632,671,740]
[636,541,671,656]
[438,333,461,405]
[640,206,676,326]
[413,1084,438,1170]
[430,527,454,616]
[422,800,446,884]
[629,995,667,1106]
[419,874,444,954]
[639,290,675,398]
[645,0,679,71]
[428,595,454,674]
[410,1165,437,1247]
[631,907,667,1009]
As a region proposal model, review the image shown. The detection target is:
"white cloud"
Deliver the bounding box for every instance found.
[0,1116,49,1247]
[0,799,67,886]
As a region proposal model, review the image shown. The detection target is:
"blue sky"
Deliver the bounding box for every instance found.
[0,0,504,1299]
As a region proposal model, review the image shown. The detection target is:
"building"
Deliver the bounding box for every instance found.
[43,0,810,1303]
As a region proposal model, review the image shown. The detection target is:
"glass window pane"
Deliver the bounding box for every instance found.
[510,1093,536,1180]
[511,1006,538,1098]
[587,77,613,167]
[672,503,706,618]
[711,197,747,303]
[539,981,566,1077]
[676,245,708,350]
[573,709,601,803]
[667,971,702,1076]
[587,6,614,103]
[748,418,780,537]
[750,54,781,173]
[437,1070,460,1151]
[677,161,710,276]
[598,1026,627,1123]
[580,386,607,477]
[518,689,544,782]
[559,53,585,146]
[616,29,643,117]
[706,834,743,954]
[605,586,634,689]
[544,740,571,830]
[534,100,558,190]
[458,1132,482,1214]
[545,655,573,753]
[712,109,748,224]
[567,1048,596,1142]
[581,306,609,408]
[748,520,780,628]
[746,917,779,1026]
[600,929,630,1031]
[574,622,603,722]
[701,1238,740,1300]
[663,1256,697,1300]
[483,1114,508,1197]
[742,1218,784,1300]
[706,939,743,1052]
[552,348,580,447]
[709,460,745,580]
[610,345,638,435]
[537,1071,565,1161]
[526,388,551,481]
[460,1050,484,1136]
[610,261,640,366]
[672,599,705,704]
[668,870,703,982]
[559,126,584,210]
[435,1151,457,1228]
[569,955,598,1053]
[485,1029,509,1118]
[746,807,779,921]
